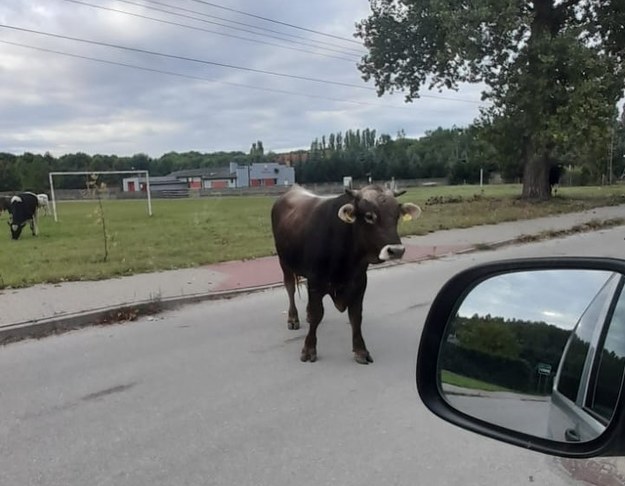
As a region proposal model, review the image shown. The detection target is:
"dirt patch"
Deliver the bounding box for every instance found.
[555,457,625,486]
[515,218,625,244]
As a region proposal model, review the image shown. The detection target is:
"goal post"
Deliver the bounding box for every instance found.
[48,170,153,222]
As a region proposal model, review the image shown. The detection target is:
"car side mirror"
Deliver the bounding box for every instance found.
[417,257,625,458]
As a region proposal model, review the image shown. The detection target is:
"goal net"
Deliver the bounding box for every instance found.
[48,170,153,222]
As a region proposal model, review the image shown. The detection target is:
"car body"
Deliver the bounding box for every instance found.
[549,271,625,442]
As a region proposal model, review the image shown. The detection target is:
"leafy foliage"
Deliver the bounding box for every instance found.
[356,0,625,199]
[447,313,571,393]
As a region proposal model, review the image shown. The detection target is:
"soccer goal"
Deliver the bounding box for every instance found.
[48,170,153,222]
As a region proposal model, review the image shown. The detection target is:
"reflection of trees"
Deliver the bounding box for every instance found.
[441,343,533,392]
[456,316,521,358]
[445,315,570,393]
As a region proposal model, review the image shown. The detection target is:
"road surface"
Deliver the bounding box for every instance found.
[2,227,625,485]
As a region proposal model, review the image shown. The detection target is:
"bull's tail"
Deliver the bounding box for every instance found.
[295,273,304,297]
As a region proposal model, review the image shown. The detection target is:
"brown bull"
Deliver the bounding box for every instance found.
[271,185,421,364]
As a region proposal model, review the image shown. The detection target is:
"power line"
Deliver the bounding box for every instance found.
[63,0,360,62]
[0,39,419,110]
[116,0,365,55]
[68,0,361,58]
[187,0,363,45]
[0,24,482,105]
[0,23,373,91]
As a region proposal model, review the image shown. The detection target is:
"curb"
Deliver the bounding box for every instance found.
[0,282,283,345]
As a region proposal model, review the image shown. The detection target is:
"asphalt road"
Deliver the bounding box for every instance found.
[3,226,625,486]
[446,393,551,438]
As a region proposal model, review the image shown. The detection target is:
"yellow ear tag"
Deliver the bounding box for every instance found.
[402,213,412,222]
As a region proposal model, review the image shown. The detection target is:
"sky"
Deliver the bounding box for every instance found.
[457,269,616,330]
[0,0,486,158]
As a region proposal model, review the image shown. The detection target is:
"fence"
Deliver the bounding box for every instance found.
[1,178,448,201]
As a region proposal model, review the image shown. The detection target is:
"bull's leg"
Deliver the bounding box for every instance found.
[348,279,372,364]
[301,286,324,363]
[279,260,299,330]
[348,301,373,364]
[31,215,38,236]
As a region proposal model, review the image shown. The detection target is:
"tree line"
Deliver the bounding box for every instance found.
[2,114,624,193]
[0,150,249,192]
[296,116,625,185]
[444,314,572,393]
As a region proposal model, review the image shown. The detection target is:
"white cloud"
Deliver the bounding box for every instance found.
[0,0,486,157]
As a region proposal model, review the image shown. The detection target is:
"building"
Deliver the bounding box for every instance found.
[233,162,295,187]
[122,175,186,192]
[168,167,236,189]
[122,162,295,192]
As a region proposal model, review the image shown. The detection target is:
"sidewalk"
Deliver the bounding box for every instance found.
[1,204,624,342]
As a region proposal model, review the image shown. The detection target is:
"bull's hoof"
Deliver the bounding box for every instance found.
[300,348,317,363]
[354,352,374,365]
[288,319,300,330]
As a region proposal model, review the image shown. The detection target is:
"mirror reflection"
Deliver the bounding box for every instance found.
[438,269,625,443]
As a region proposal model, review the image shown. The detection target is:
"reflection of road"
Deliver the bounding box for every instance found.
[445,388,551,437]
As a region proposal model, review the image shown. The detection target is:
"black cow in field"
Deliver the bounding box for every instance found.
[8,192,39,240]
[271,185,421,364]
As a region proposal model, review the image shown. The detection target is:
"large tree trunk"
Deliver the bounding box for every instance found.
[522,153,551,200]
[518,2,560,202]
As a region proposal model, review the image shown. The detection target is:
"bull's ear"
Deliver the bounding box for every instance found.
[338,203,357,224]
[393,189,407,197]
[400,203,421,222]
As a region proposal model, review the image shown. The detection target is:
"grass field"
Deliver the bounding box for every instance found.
[441,370,513,393]
[1,183,625,289]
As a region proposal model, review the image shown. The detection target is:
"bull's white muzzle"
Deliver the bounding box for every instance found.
[379,244,406,261]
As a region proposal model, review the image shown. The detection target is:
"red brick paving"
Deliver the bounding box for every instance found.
[210,256,283,291]
[208,242,474,292]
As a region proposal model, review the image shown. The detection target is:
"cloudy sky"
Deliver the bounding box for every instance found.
[0,0,486,157]
[458,270,616,330]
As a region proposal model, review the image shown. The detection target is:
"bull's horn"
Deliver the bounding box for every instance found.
[345,188,360,199]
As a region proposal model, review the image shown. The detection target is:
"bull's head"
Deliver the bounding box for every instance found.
[337,186,421,264]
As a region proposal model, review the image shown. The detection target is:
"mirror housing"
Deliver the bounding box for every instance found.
[417,257,625,458]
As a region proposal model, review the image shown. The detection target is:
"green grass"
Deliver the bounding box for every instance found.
[397,184,625,235]
[1,183,625,289]
[441,370,513,393]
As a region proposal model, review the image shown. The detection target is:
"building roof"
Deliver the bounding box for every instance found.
[128,175,185,186]
[169,167,233,179]
[149,176,186,186]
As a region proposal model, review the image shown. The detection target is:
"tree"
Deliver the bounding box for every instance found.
[0,153,21,191]
[356,0,625,199]
[456,317,521,359]
[249,140,265,163]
